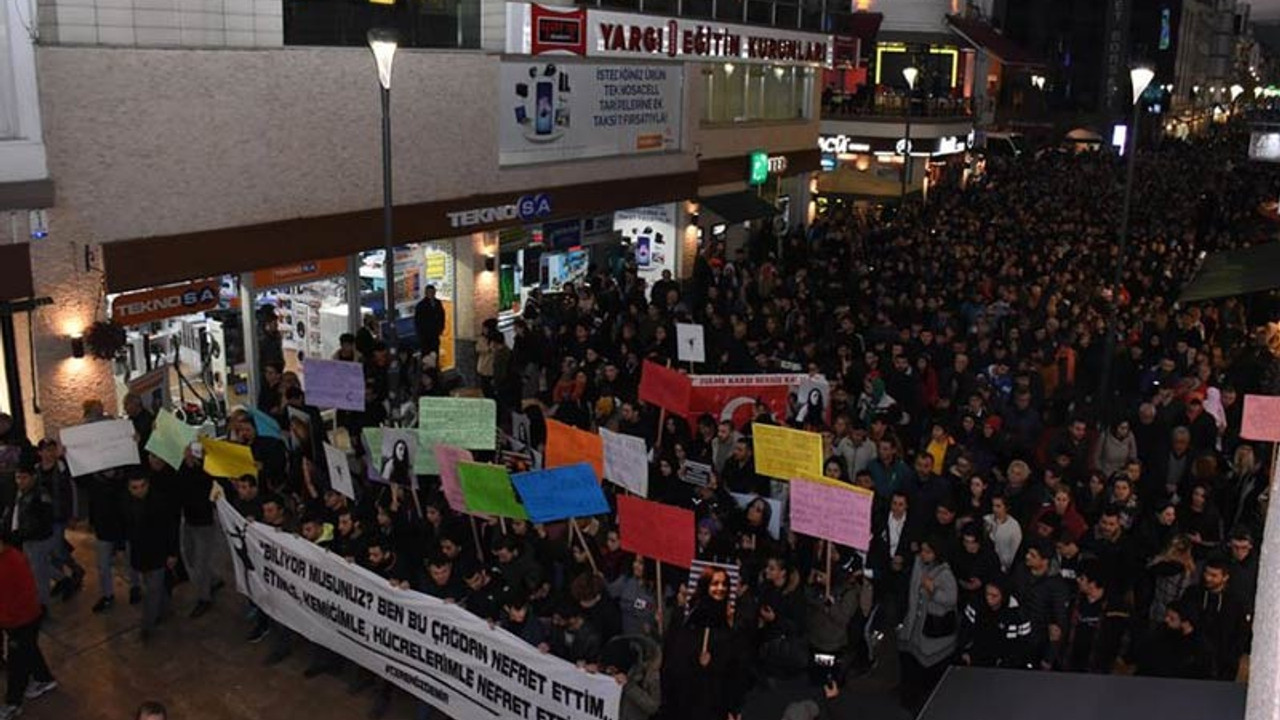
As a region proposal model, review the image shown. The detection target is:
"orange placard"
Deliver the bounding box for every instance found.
[545,418,604,481]
[111,278,221,326]
[252,257,348,289]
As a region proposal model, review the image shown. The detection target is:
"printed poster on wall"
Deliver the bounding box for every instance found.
[499,60,682,166]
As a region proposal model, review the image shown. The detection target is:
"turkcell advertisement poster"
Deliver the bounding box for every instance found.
[499,60,682,165]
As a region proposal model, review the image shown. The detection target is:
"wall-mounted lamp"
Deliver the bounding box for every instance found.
[70,334,85,359]
[484,254,496,272]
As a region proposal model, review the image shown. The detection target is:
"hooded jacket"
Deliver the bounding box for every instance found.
[959,595,1032,668]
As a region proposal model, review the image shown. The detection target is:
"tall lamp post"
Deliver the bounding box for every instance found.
[368,29,398,338]
[900,65,919,202]
[1097,65,1154,428]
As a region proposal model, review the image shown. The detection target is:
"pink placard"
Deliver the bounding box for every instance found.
[434,444,474,514]
[789,477,873,551]
[1242,394,1280,442]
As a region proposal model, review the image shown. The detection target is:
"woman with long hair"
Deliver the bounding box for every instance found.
[659,568,747,720]
[897,538,958,712]
[1146,534,1197,625]
[381,439,413,488]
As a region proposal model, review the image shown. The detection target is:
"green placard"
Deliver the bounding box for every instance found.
[748,150,769,186]
[145,409,198,470]
[416,397,497,474]
[457,462,527,519]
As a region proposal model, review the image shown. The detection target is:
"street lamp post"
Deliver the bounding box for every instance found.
[900,65,919,202]
[1097,65,1154,428]
[368,29,398,339]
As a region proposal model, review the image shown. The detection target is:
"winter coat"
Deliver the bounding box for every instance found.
[897,557,958,667]
[0,485,54,543]
[1093,431,1138,479]
[958,596,1032,668]
[608,575,660,639]
[610,635,662,720]
[659,614,748,720]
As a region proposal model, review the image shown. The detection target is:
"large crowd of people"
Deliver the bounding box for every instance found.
[2,124,1280,720]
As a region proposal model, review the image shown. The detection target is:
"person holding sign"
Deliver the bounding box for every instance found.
[660,566,748,720]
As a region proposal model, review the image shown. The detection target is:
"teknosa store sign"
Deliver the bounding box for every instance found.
[507,2,832,67]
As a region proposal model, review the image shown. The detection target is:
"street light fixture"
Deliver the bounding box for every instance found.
[367,28,398,339]
[1098,65,1153,428]
[1031,74,1046,90]
[900,65,918,202]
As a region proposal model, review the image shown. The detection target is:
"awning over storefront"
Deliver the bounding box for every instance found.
[700,192,777,223]
[944,15,1042,67]
[1179,242,1280,303]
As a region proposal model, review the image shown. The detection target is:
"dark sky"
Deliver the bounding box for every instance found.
[1256,0,1280,21]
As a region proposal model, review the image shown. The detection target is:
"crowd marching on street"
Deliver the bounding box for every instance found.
[2,124,1280,720]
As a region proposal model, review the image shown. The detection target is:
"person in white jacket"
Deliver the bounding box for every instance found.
[985,494,1023,573]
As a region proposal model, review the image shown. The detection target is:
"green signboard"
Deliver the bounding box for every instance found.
[748,150,769,186]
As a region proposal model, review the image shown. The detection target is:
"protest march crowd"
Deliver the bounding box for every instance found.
[3,123,1280,720]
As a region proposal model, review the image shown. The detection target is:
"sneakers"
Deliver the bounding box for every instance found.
[0,703,21,720]
[91,596,115,613]
[189,601,213,619]
[129,587,142,605]
[246,623,271,644]
[24,681,57,701]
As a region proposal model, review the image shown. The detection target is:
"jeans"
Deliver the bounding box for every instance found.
[182,521,219,603]
[21,536,57,607]
[49,522,82,576]
[95,539,140,599]
[4,620,53,706]
[140,568,169,633]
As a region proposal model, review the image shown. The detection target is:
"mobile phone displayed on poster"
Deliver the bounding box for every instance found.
[535,82,554,135]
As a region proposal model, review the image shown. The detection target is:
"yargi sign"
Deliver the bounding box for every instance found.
[507,2,832,67]
[111,279,221,325]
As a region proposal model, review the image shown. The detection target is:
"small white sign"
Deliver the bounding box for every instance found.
[324,442,355,500]
[60,419,140,477]
[676,322,705,364]
[600,427,648,497]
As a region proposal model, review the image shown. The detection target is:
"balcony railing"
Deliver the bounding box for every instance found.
[822,93,974,120]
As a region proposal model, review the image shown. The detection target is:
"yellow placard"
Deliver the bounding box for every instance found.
[752,424,824,482]
[202,438,258,479]
[439,299,455,372]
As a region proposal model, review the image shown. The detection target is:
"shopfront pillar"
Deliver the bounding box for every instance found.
[239,272,260,407]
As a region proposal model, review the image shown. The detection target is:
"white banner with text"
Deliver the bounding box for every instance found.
[216,500,620,720]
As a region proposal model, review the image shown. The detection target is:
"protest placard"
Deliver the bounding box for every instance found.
[617,495,694,567]
[789,477,874,550]
[751,423,824,481]
[680,460,712,487]
[379,428,418,486]
[676,323,705,364]
[511,411,532,450]
[638,361,692,414]
[434,444,475,514]
[201,438,258,478]
[303,358,365,411]
[145,410,197,470]
[457,462,527,519]
[599,428,648,497]
[545,419,605,480]
[61,419,140,477]
[323,442,355,500]
[685,559,741,611]
[417,398,497,473]
[511,463,610,523]
[728,492,783,539]
[1241,394,1280,442]
[248,407,283,440]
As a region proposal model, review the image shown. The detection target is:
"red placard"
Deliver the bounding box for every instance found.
[638,361,692,414]
[530,4,587,56]
[618,495,694,568]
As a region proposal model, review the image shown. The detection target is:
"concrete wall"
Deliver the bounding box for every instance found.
[855,0,955,34]
[29,45,698,433]
[36,0,283,47]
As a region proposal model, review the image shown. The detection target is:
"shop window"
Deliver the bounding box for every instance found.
[701,63,812,124]
[283,0,480,50]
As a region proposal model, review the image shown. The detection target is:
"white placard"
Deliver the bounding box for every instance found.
[499,60,682,166]
[676,323,705,364]
[600,427,648,497]
[511,411,532,450]
[60,419,140,477]
[323,442,355,500]
[216,500,621,720]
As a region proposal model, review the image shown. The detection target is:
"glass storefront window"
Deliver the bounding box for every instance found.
[284,0,480,49]
[702,63,813,124]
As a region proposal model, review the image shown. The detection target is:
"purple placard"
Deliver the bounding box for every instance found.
[304,359,365,411]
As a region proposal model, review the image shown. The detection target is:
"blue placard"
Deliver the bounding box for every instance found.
[511,463,609,523]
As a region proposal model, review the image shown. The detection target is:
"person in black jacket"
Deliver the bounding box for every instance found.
[1182,557,1249,681]
[0,464,56,608]
[958,579,1032,669]
[1134,598,1215,679]
[414,285,446,358]
[661,567,748,720]
[176,445,219,619]
[1012,540,1072,669]
[122,474,180,641]
[79,465,141,613]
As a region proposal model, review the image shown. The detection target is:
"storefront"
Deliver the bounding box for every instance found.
[0,242,37,440]
[694,148,822,255]
[815,129,972,202]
